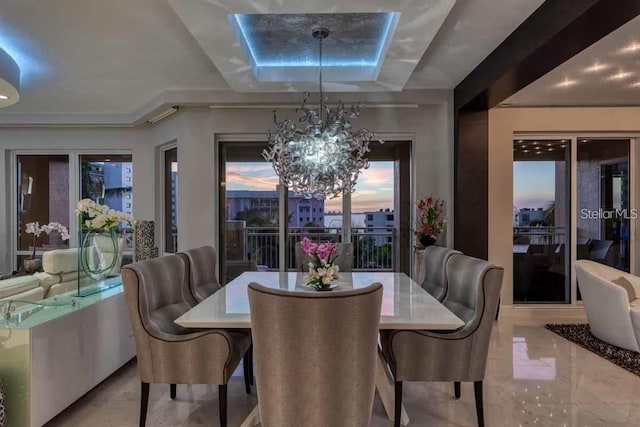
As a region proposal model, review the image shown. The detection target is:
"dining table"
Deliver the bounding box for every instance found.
[175,271,464,426]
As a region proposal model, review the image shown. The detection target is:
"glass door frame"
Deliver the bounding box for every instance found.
[215,133,414,277]
[513,132,638,307]
[9,149,133,272]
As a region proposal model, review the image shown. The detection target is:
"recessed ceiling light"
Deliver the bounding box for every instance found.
[0,94,8,100]
[535,151,542,155]
[630,82,640,88]
[608,71,635,81]
[523,150,530,153]
[581,139,588,142]
[583,62,610,73]
[561,145,567,148]
[555,78,578,88]
[619,42,640,54]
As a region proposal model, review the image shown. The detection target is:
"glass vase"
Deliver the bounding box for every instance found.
[78,229,124,281]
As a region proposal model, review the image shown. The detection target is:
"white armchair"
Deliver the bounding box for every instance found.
[575,260,640,352]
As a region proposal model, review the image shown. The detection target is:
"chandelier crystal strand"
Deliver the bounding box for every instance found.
[263,27,383,200]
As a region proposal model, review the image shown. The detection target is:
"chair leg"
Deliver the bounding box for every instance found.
[170,383,176,399]
[248,344,254,385]
[219,384,227,427]
[242,351,251,394]
[140,382,149,427]
[474,381,484,427]
[454,381,461,399]
[394,381,402,427]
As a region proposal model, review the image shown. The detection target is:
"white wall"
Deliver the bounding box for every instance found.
[489,107,640,306]
[150,99,455,253]
[0,127,152,273]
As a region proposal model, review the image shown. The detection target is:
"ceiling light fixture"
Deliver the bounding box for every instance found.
[630,82,640,88]
[0,46,20,108]
[583,62,610,73]
[619,42,640,54]
[263,27,381,200]
[554,78,578,88]
[608,71,635,81]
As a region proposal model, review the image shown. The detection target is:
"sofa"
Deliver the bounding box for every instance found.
[0,248,100,303]
[575,259,640,352]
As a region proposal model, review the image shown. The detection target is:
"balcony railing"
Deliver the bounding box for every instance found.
[229,226,395,271]
[513,226,566,245]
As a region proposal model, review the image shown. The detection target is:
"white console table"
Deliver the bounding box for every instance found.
[0,283,135,426]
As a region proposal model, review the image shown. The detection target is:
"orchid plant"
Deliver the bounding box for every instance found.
[75,198,135,232]
[300,237,340,290]
[25,221,70,259]
[415,195,445,248]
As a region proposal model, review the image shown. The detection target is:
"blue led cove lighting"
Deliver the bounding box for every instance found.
[232,12,397,69]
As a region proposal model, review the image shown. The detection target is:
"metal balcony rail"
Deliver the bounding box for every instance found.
[227,226,395,271]
[513,226,566,245]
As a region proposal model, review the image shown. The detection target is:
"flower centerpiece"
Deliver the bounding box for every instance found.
[415,195,445,248]
[300,237,340,291]
[23,222,70,272]
[75,199,135,281]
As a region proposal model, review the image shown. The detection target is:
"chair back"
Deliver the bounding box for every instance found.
[121,255,194,342]
[178,246,221,303]
[295,242,353,272]
[443,255,503,377]
[248,282,382,427]
[421,246,460,300]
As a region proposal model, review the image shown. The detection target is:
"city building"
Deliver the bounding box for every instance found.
[364,208,394,245]
[515,207,546,226]
[226,190,324,228]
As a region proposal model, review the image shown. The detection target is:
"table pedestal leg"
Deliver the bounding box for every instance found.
[239,404,260,427]
[375,348,409,426]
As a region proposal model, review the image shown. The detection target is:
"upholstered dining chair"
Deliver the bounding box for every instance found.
[248,282,383,427]
[121,255,252,427]
[381,254,503,427]
[295,241,353,272]
[178,245,221,303]
[420,246,461,301]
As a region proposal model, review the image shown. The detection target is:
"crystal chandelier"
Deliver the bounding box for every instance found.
[263,27,382,200]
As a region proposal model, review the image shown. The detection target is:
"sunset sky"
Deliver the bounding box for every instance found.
[513,161,555,210]
[226,161,394,213]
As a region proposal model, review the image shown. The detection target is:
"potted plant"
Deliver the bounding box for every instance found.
[300,237,340,291]
[415,195,445,248]
[23,222,70,273]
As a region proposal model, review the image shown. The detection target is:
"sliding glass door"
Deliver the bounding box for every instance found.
[218,140,412,281]
[513,135,636,305]
[513,139,570,303]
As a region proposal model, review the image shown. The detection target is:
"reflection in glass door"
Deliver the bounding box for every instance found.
[513,139,571,303]
[576,139,631,298]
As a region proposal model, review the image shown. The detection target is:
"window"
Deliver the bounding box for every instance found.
[80,154,133,231]
[16,155,70,267]
[164,147,178,253]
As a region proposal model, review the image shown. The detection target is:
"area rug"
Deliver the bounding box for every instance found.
[545,323,640,377]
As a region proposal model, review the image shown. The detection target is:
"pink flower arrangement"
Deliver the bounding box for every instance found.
[300,237,340,289]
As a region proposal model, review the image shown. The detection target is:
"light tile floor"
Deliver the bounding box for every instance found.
[46,310,640,426]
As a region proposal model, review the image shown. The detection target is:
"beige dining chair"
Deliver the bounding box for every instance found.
[248,282,383,427]
[381,254,503,427]
[121,255,252,427]
[295,241,353,272]
[178,246,254,393]
[420,246,461,301]
[177,245,222,302]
